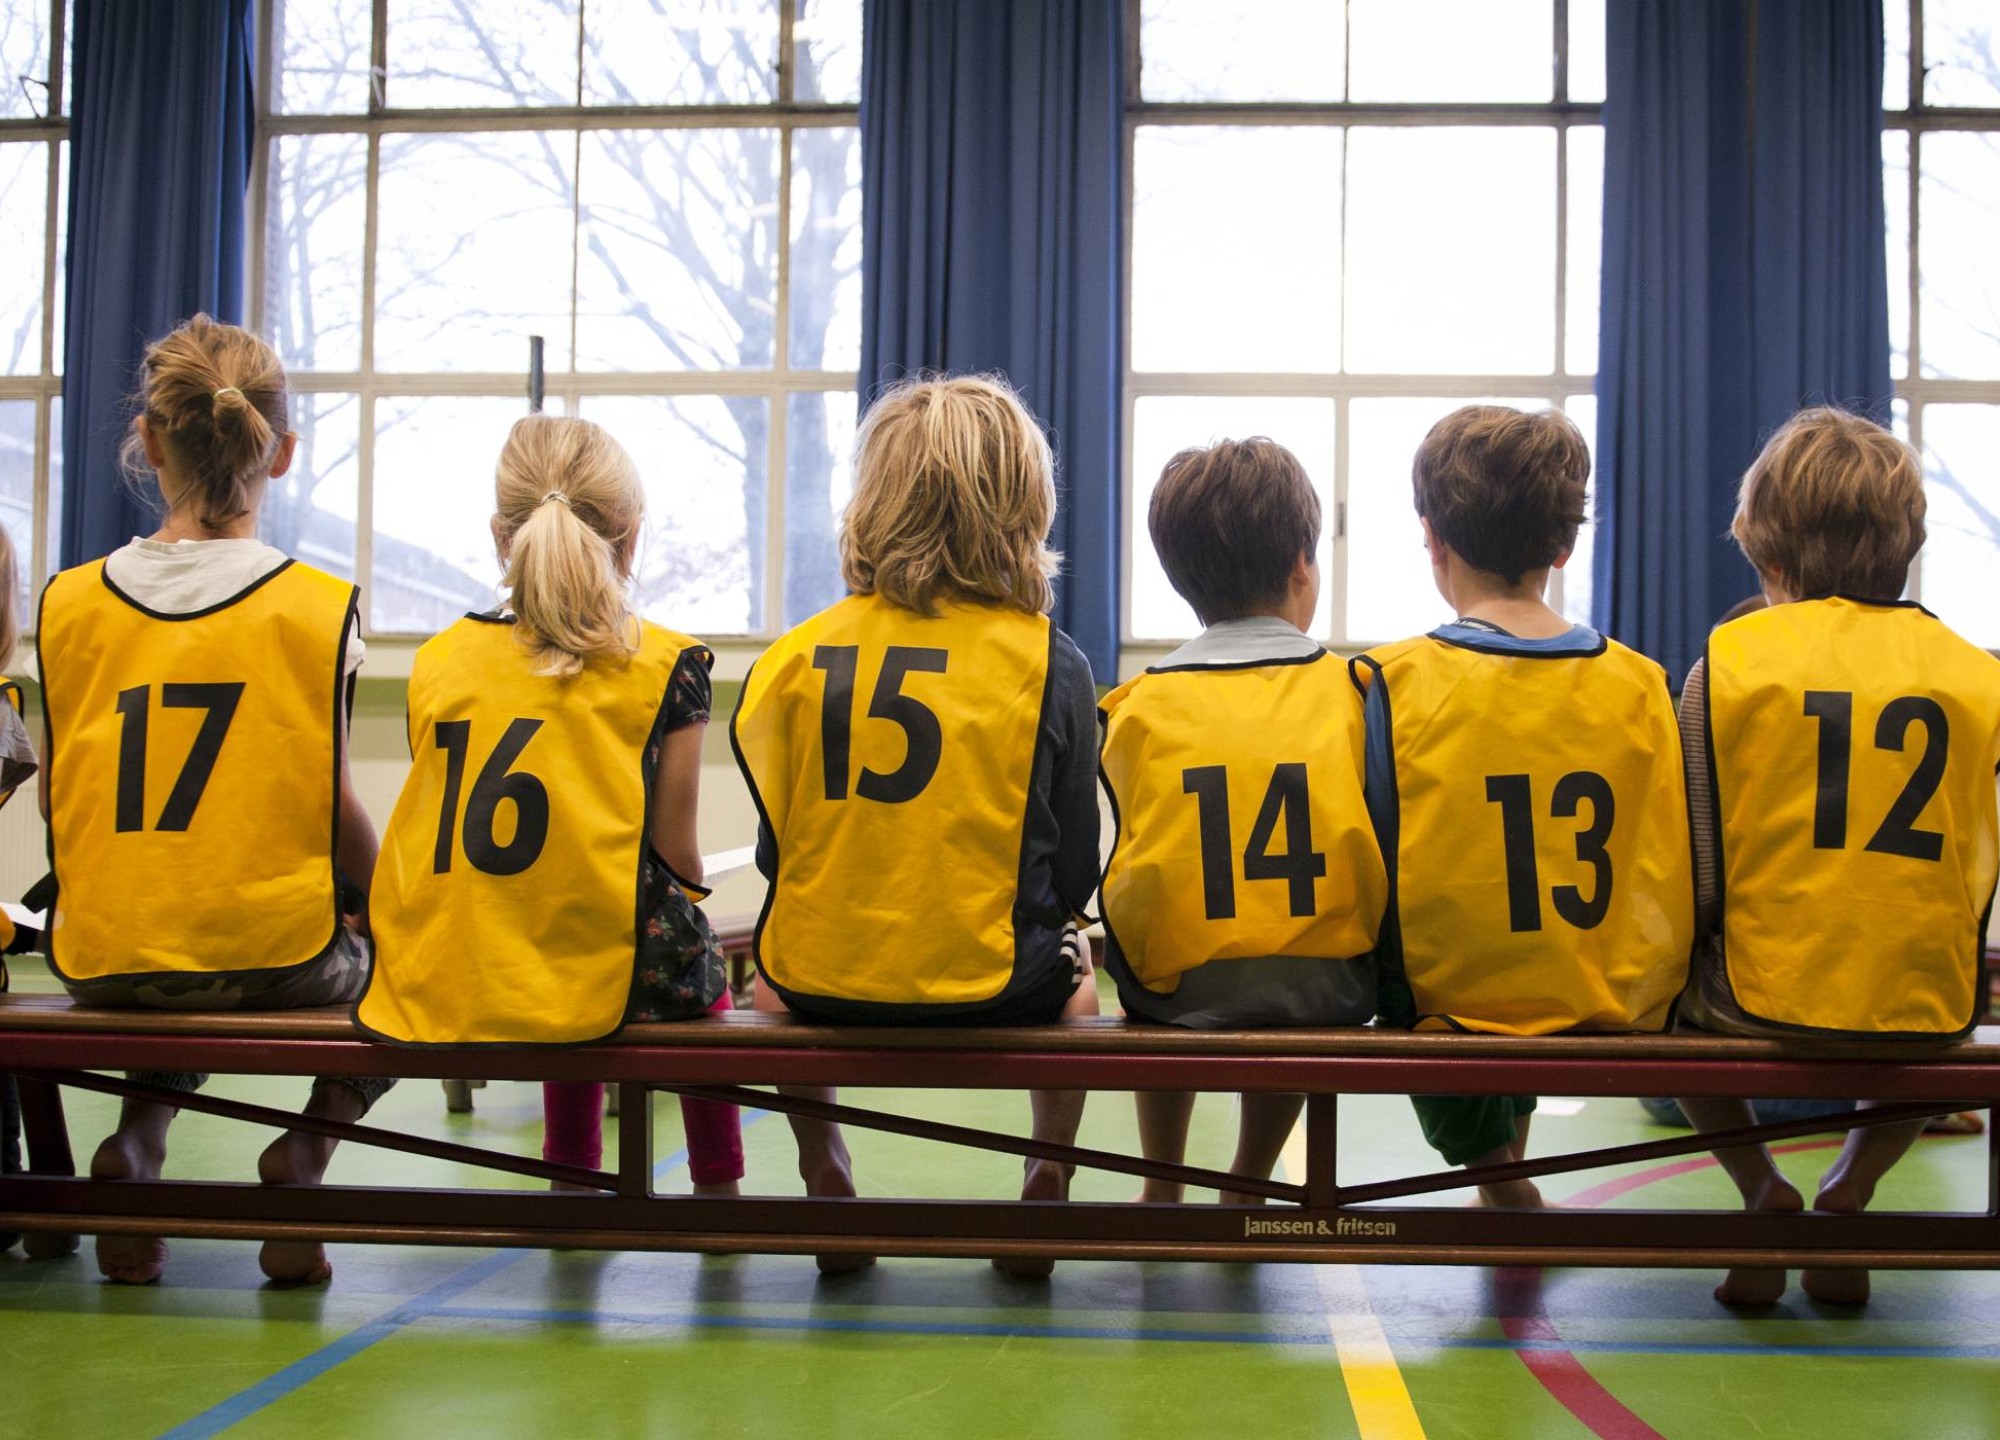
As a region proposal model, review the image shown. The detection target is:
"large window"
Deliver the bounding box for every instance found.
[1884,0,2000,647]
[1126,0,1604,649]
[0,0,66,615]
[258,0,862,640]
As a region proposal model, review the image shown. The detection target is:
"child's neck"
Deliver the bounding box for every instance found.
[1451,569,1570,640]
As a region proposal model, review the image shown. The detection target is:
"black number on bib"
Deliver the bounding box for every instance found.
[1484,770,1617,933]
[812,644,949,804]
[112,682,245,833]
[1804,690,1948,862]
[1181,763,1328,921]
[432,717,550,876]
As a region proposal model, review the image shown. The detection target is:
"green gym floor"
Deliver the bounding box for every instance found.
[7,970,2000,1440]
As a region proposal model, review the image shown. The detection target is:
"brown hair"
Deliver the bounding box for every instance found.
[1148,438,1321,624]
[494,415,645,678]
[1412,405,1590,585]
[1732,407,1924,601]
[841,375,1060,616]
[0,526,18,663]
[120,314,289,533]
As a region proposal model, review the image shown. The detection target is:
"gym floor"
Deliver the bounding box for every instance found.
[7,969,1999,1440]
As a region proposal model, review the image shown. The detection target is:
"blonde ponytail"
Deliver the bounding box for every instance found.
[120,315,288,533]
[494,415,645,678]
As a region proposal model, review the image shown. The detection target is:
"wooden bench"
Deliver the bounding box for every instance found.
[3,991,1997,1271]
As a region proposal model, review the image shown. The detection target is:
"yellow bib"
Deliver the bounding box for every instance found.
[1709,598,2000,1037]
[358,616,694,1046]
[1100,652,1384,994]
[732,594,1051,1005]
[1357,632,1693,1034]
[38,559,356,983]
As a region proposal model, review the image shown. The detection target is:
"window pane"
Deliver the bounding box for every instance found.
[583,0,778,106]
[783,390,856,625]
[1884,129,1910,382]
[0,142,46,376]
[1922,0,2000,109]
[1128,396,1335,641]
[789,126,860,371]
[1566,125,1602,376]
[377,132,576,372]
[795,0,860,104]
[1918,132,2000,380]
[1883,0,1910,111]
[584,395,768,636]
[265,134,366,374]
[1560,392,1596,626]
[1132,128,1342,373]
[49,137,63,371]
[370,396,521,633]
[387,0,579,108]
[1920,404,2000,648]
[1567,0,1605,104]
[261,392,359,583]
[276,0,374,115]
[575,128,777,372]
[1346,128,1556,375]
[0,400,32,616]
[44,392,58,586]
[1349,0,1553,103]
[0,0,51,119]
[1139,0,1343,103]
[1347,396,1535,643]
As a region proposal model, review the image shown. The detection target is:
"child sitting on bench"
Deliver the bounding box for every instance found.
[37,316,390,1286]
[1352,405,1693,1206]
[1100,438,1384,1203]
[1675,407,2000,1308]
[356,414,742,1196]
[732,375,1101,1276]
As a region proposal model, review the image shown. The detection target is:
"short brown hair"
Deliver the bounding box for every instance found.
[120,314,289,534]
[1149,438,1321,624]
[841,375,1060,616]
[1732,407,1923,601]
[1412,405,1589,585]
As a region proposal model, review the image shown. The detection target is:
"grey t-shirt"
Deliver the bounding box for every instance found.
[1106,616,1377,1030]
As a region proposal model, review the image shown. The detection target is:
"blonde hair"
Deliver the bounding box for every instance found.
[494,415,644,678]
[1733,407,1924,601]
[841,375,1060,616]
[0,526,18,663]
[120,314,288,533]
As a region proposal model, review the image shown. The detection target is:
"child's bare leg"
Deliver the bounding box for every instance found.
[1676,1096,1804,1306]
[996,939,1098,1278]
[1468,1142,1545,1210]
[1135,1091,1197,1203]
[1799,1102,1929,1306]
[1218,1092,1305,1206]
[92,1092,180,1284]
[752,977,866,1273]
[257,1079,371,1285]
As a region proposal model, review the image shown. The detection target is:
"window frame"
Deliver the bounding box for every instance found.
[1884,0,2000,626]
[248,0,862,651]
[1120,0,1602,664]
[0,0,69,622]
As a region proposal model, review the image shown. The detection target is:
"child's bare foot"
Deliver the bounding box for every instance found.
[91,1131,169,1285]
[1800,1177,1872,1305]
[993,1160,1071,1279]
[692,1180,740,1198]
[804,1159,873,1275]
[1216,1189,1268,1207]
[1137,1179,1185,1205]
[1714,1172,1804,1307]
[1475,1178,1547,1209]
[255,1130,340,1286]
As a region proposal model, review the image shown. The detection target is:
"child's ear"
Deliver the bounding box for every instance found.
[269,431,298,480]
[1551,546,1572,572]
[138,415,168,471]
[490,513,508,563]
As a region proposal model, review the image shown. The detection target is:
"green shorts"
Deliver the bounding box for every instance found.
[1410,1094,1540,1168]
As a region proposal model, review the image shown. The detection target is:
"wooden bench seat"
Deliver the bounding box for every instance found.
[3,992,1998,1271]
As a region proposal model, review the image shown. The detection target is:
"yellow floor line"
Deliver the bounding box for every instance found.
[1279,1122,1430,1440]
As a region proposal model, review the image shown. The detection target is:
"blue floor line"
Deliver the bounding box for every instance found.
[153,1109,770,1439]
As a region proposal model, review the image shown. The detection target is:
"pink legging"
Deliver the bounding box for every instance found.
[542,990,744,1185]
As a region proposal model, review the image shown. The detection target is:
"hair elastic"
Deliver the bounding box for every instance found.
[214,386,244,400]
[541,490,571,506]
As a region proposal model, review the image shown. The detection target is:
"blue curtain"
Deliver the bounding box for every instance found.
[60,0,256,569]
[1595,0,1891,683]
[858,0,1124,678]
